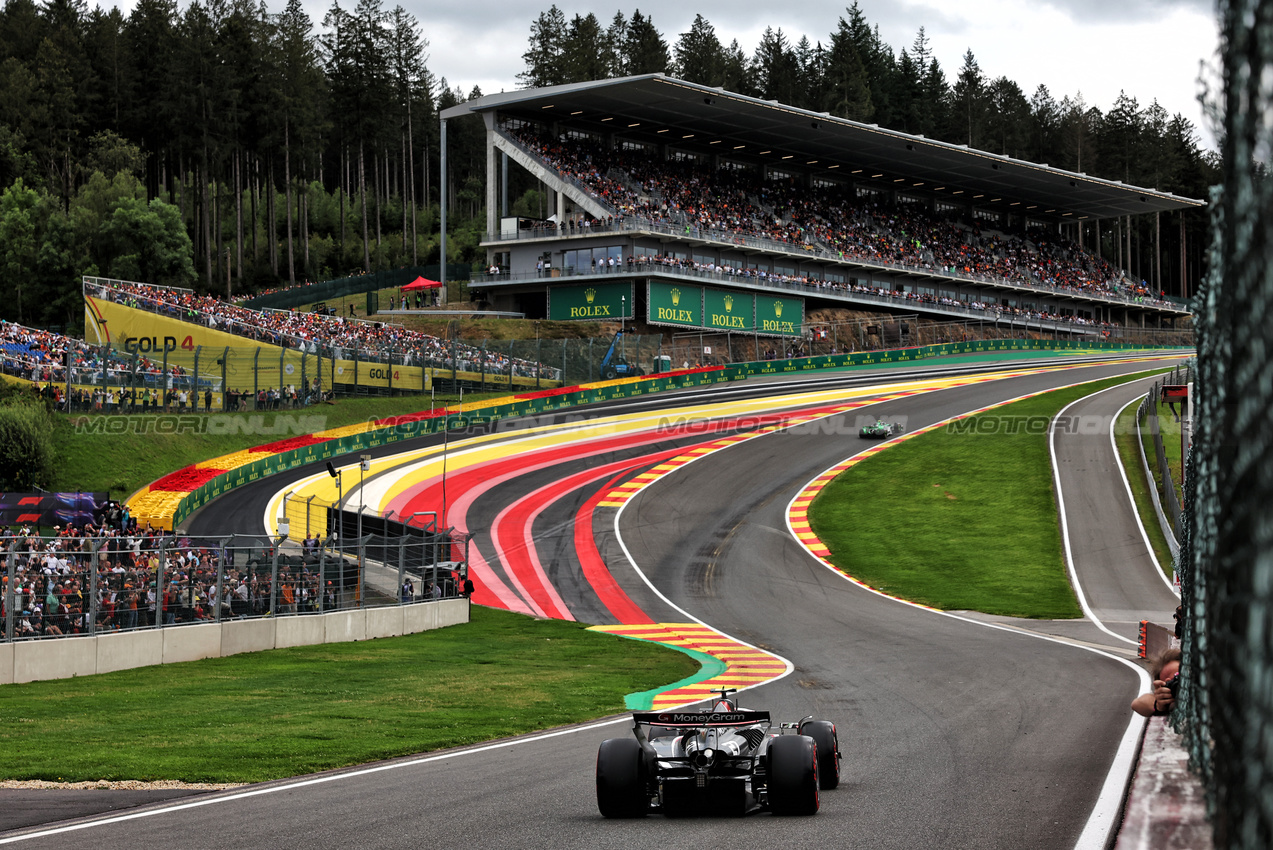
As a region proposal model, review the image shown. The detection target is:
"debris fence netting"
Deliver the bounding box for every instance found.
[1175,3,1273,847]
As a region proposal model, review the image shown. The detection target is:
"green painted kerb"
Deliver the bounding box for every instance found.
[605,637,727,710]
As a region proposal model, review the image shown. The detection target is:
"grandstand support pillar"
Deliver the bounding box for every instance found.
[440,117,448,304]
[485,111,498,241]
[501,149,509,218]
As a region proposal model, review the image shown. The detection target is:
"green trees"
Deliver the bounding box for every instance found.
[0,398,54,490]
[0,2,1222,313]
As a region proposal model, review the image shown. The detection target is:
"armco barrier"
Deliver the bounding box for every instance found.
[159,366,737,530]
[151,340,1173,530]
[3,599,468,684]
[727,338,1151,379]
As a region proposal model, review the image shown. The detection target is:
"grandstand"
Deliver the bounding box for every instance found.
[439,75,1203,340]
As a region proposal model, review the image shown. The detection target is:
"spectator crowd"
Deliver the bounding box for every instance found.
[0,521,367,639]
[505,125,1173,316]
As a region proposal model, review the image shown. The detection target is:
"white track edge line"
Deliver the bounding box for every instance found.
[1111,395,1179,595]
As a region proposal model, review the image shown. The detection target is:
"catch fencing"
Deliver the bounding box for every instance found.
[1135,363,1193,541]
[2,528,467,645]
[1172,3,1273,845]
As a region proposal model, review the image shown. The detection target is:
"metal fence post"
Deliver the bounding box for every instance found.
[358,539,366,607]
[253,347,261,407]
[215,538,227,623]
[398,536,407,604]
[156,537,167,630]
[88,538,100,635]
[221,346,229,411]
[271,542,280,616]
[4,539,15,641]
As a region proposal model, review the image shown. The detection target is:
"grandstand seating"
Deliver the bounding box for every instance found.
[504,126,1172,316]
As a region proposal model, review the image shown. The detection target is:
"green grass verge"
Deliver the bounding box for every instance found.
[51,392,504,498]
[808,372,1169,618]
[1115,403,1175,576]
[0,607,699,783]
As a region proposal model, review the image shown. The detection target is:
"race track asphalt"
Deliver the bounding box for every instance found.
[0,353,1187,850]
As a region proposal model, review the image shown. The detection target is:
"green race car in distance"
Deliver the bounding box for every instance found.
[859,419,904,439]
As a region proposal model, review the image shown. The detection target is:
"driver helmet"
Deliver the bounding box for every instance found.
[711,698,736,712]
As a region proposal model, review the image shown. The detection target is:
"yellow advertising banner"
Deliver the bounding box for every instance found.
[331,360,429,390]
[85,293,259,353]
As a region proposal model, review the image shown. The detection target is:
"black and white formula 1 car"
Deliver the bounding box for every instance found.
[596,689,840,817]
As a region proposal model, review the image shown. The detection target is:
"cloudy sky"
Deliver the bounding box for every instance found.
[95,0,1223,148]
[404,0,1222,147]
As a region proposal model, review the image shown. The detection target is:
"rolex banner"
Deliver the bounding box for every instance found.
[756,295,803,336]
[704,287,754,331]
[647,282,703,328]
[547,282,634,321]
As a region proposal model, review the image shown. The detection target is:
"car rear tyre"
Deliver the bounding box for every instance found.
[767,735,820,815]
[799,720,841,790]
[596,737,647,818]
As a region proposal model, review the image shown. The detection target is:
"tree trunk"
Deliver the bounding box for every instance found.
[402,130,408,262]
[302,177,310,277]
[202,150,212,289]
[250,154,258,266]
[285,119,295,285]
[359,139,371,272]
[235,150,244,289]
[407,103,417,264]
[340,145,347,257]
[268,160,278,277]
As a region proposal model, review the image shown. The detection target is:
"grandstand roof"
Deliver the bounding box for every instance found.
[441,75,1205,224]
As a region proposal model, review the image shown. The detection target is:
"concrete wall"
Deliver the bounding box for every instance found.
[2,599,469,685]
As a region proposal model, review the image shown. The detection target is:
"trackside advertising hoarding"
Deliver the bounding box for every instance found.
[755,295,804,337]
[547,282,634,321]
[646,282,703,328]
[703,287,754,331]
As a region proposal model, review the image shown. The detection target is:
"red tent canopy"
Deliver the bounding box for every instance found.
[402,276,443,291]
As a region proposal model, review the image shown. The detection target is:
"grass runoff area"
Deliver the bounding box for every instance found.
[809,371,1170,617]
[51,391,503,499]
[0,607,698,783]
[1115,403,1176,575]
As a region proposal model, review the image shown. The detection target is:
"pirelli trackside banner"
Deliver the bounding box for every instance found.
[547,282,634,321]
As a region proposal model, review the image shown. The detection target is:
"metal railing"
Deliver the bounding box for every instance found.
[2,528,467,643]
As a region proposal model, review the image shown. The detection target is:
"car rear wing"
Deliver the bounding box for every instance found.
[633,710,771,727]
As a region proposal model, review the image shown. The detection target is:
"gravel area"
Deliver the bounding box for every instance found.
[0,779,244,791]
